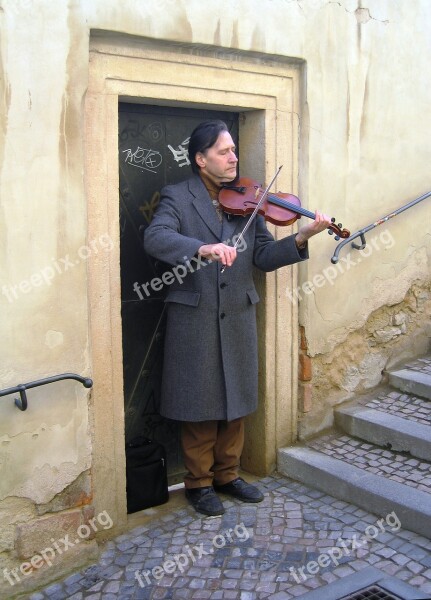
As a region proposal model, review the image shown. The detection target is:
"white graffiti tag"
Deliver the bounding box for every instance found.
[168,137,190,167]
[122,147,162,174]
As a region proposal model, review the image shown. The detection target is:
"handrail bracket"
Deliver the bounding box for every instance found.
[351,233,367,251]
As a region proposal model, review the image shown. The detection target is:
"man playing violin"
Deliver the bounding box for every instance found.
[144,120,331,516]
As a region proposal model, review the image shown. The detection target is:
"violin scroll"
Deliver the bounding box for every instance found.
[328,218,350,240]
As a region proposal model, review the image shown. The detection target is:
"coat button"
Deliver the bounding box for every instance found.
[220,312,226,319]
[220,282,227,289]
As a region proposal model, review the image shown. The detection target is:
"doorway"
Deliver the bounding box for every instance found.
[87,34,301,527]
[118,104,239,484]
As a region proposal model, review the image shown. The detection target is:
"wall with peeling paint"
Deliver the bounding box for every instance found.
[0,0,430,593]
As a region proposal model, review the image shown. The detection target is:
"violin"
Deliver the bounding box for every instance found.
[220,176,350,240]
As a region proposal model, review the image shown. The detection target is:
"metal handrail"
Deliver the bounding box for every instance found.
[331,190,431,264]
[0,373,93,411]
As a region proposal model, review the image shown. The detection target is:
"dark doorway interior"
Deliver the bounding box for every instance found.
[118,104,239,483]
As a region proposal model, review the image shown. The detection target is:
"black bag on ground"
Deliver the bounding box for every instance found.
[126,435,169,513]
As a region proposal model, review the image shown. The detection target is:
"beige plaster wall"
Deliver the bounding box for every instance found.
[0,0,430,593]
[0,1,91,501]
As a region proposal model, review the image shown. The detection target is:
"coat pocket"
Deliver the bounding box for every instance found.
[246,288,260,305]
[164,289,201,307]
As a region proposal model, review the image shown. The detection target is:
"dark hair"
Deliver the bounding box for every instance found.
[188,120,229,174]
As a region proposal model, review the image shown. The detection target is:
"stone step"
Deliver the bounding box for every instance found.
[388,368,431,400]
[354,386,431,427]
[335,400,431,461]
[277,443,431,538]
[307,431,431,496]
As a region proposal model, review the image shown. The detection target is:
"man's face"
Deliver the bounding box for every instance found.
[196,130,238,185]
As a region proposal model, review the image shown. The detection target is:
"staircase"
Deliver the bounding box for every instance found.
[278,355,431,538]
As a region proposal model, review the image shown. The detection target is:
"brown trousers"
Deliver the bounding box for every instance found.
[181,418,245,489]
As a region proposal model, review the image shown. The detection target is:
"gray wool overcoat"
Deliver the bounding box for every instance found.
[144,175,308,422]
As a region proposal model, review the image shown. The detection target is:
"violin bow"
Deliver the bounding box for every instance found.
[220,165,283,273]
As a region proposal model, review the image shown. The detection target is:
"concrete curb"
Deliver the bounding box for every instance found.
[278,446,431,538]
[389,368,431,400]
[335,404,431,461]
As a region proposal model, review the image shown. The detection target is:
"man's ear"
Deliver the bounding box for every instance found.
[195,152,206,168]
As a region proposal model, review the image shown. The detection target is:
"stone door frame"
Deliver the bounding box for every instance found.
[85,31,302,529]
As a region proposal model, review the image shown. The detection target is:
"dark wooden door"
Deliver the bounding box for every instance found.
[118,104,239,483]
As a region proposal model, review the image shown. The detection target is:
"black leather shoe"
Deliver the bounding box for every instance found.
[214,477,264,503]
[185,486,225,516]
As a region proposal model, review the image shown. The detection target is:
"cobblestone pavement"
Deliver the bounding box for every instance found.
[357,388,431,426]
[31,475,431,600]
[307,433,431,494]
[405,356,431,375]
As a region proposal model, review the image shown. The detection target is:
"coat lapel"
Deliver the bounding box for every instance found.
[189,175,223,240]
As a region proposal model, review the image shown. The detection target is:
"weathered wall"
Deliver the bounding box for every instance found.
[0,1,97,594]
[0,0,430,594]
[298,281,431,437]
